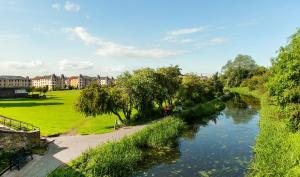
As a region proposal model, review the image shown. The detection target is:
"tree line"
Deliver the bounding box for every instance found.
[221,29,300,131]
[76,65,224,125]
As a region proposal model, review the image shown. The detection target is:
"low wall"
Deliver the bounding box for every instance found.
[0,130,40,152]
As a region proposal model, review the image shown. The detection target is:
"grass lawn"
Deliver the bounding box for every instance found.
[0,90,116,136]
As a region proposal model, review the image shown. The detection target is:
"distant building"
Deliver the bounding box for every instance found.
[97,75,114,86]
[0,76,31,88]
[69,75,114,89]
[31,74,68,90]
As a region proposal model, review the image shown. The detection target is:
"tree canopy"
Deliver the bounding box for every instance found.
[268,29,300,106]
[221,54,259,87]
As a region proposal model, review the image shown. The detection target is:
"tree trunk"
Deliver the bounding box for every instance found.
[111,111,125,125]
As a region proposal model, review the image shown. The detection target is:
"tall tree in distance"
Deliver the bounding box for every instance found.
[221,54,259,87]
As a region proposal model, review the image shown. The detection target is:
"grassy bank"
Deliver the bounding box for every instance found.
[232,88,300,177]
[49,116,185,177]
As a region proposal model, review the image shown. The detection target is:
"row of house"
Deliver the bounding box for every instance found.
[0,74,114,90]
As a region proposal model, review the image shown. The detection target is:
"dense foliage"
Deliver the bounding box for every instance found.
[221,54,260,87]
[232,29,300,177]
[268,29,300,106]
[77,65,223,124]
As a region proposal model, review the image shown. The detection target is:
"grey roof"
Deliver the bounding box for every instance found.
[0,75,28,80]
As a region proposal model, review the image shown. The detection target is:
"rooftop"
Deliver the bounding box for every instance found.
[0,75,29,80]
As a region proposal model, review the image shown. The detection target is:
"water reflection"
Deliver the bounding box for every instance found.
[132,95,260,177]
[224,94,260,125]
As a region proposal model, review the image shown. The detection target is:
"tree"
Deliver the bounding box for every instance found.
[221,54,259,87]
[211,72,224,97]
[268,29,300,106]
[178,73,206,105]
[26,86,35,95]
[76,83,133,125]
[128,68,162,118]
[42,86,48,95]
[156,65,182,108]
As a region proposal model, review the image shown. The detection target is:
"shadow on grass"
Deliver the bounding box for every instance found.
[0,96,63,102]
[0,102,63,108]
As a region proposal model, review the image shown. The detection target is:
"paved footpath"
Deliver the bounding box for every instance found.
[3,125,145,177]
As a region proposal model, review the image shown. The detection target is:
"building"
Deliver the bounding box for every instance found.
[69,75,97,89]
[69,75,114,89]
[0,88,28,98]
[0,76,31,88]
[97,75,114,86]
[31,74,68,90]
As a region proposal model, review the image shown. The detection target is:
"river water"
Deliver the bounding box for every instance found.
[132,95,260,177]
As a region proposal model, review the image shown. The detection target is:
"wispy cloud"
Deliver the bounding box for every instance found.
[52,1,80,12]
[196,37,228,48]
[210,37,228,44]
[64,1,80,12]
[167,27,203,36]
[2,60,43,70]
[58,59,93,71]
[64,26,183,58]
[51,3,61,11]
[163,27,203,44]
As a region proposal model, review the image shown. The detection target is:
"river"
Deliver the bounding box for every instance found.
[132,95,260,177]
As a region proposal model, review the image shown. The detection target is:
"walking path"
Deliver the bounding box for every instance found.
[3,125,146,177]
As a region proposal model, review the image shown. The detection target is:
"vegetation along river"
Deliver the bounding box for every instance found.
[132,95,260,177]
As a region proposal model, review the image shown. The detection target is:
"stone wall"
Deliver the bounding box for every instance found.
[0,130,40,152]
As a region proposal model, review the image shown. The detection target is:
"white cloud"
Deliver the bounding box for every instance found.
[95,44,181,58]
[163,27,203,44]
[167,27,203,36]
[64,1,80,12]
[58,59,93,71]
[52,3,61,11]
[64,26,183,58]
[196,37,228,48]
[210,37,228,44]
[2,61,43,70]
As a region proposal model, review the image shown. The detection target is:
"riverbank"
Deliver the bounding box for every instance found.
[49,99,225,177]
[232,87,300,177]
[49,116,185,177]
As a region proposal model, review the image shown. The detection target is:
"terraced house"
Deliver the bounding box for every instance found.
[31,74,68,90]
[69,74,114,89]
[0,76,31,88]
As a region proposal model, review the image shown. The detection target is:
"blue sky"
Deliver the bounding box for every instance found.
[0,0,299,77]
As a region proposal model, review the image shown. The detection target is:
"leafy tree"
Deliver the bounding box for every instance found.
[211,72,224,97]
[76,84,132,125]
[178,73,206,105]
[267,29,300,106]
[241,70,270,92]
[221,54,259,87]
[156,65,182,108]
[129,68,161,118]
[26,86,35,95]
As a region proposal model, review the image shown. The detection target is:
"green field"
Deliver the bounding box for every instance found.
[0,90,117,136]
